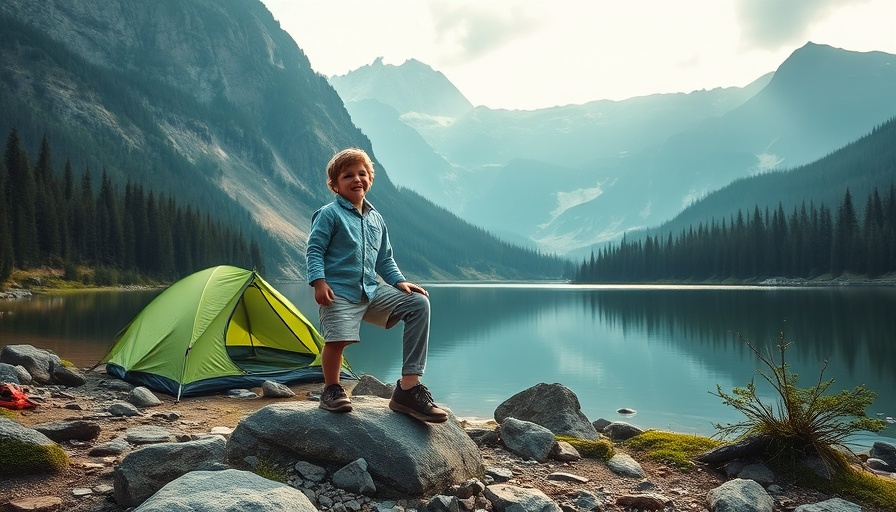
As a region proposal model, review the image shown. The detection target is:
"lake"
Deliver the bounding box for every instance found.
[2,282,895,449]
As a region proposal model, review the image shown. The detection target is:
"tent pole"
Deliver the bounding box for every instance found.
[176,346,191,403]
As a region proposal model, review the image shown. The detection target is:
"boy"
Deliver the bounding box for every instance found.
[306,147,448,423]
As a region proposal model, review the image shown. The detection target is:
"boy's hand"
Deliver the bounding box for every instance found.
[312,279,336,306]
[396,281,428,296]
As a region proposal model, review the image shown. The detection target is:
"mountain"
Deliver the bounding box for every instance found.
[0,0,565,280]
[330,57,473,119]
[330,43,896,256]
[646,114,896,245]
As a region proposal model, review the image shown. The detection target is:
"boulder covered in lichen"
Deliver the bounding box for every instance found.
[0,418,69,475]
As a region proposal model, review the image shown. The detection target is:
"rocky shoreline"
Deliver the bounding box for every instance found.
[2,344,896,512]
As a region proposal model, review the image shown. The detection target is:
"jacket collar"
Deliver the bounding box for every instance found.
[335,194,374,215]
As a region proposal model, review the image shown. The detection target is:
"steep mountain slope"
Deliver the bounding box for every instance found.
[640,115,896,250]
[0,0,564,280]
[545,44,896,254]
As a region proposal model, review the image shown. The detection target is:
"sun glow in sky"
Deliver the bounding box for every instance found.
[261,0,896,111]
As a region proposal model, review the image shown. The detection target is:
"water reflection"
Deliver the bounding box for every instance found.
[1,283,894,444]
[284,283,896,441]
[0,289,162,364]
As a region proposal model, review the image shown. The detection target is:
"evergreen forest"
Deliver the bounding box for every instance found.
[1,129,263,285]
[576,186,896,283]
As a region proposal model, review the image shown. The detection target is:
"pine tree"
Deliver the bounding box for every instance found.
[862,188,886,276]
[0,158,13,280]
[96,169,124,267]
[831,189,860,275]
[34,134,62,262]
[4,129,38,267]
[79,168,97,263]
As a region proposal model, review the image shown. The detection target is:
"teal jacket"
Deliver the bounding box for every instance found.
[306,195,405,302]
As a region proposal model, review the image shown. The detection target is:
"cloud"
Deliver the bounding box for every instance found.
[425,1,543,65]
[735,0,871,50]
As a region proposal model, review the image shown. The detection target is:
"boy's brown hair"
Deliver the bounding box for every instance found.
[326,148,375,193]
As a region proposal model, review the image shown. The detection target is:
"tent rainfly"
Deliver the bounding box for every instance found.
[98,265,352,400]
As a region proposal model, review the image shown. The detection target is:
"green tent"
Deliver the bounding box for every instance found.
[99,265,352,400]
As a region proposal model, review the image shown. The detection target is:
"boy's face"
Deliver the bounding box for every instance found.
[333,161,373,209]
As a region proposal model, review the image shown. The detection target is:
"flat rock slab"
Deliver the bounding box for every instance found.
[225,396,483,496]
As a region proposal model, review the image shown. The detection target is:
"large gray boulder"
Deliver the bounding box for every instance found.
[332,457,376,495]
[114,435,227,508]
[793,498,861,512]
[706,478,773,512]
[0,418,68,475]
[696,434,772,464]
[607,452,645,478]
[870,441,896,469]
[493,383,598,440]
[261,380,295,398]
[602,421,644,441]
[52,363,86,387]
[128,386,163,407]
[485,483,561,512]
[0,344,62,384]
[226,396,483,496]
[499,417,556,462]
[133,469,316,512]
[33,420,101,442]
[351,374,395,398]
[0,362,21,384]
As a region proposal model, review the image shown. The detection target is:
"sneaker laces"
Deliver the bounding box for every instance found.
[410,383,436,406]
[323,384,347,401]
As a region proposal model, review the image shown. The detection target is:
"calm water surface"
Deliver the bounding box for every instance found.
[2,283,895,448]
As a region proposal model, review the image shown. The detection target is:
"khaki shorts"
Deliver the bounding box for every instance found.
[318,284,405,342]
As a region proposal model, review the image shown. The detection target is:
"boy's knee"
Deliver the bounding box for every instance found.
[408,292,430,313]
[388,293,429,327]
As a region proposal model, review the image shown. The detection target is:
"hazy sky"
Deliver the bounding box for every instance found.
[261,0,896,110]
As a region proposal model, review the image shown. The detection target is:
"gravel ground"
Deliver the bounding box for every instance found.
[1,369,891,512]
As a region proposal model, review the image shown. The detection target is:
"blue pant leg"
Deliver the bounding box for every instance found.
[365,284,430,376]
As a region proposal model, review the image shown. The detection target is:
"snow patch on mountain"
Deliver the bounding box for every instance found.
[536,215,628,255]
[751,152,784,174]
[639,201,652,219]
[681,186,710,210]
[541,183,604,229]
[400,111,457,128]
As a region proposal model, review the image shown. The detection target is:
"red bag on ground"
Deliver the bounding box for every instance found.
[0,382,37,409]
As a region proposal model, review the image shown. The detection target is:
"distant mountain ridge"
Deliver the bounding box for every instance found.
[0,0,565,280]
[330,43,896,256]
[651,114,896,246]
[330,57,473,119]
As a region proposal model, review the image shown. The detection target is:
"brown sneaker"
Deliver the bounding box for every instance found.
[319,383,352,412]
[389,380,448,423]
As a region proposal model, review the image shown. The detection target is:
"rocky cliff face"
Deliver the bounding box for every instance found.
[5,1,305,113]
[0,0,365,278]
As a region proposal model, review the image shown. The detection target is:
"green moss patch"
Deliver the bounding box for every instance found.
[555,435,615,461]
[0,438,69,476]
[830,465,896,509]
[779,454,896,510]
[624,431,721,470]
[254,459,287,483]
